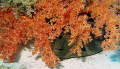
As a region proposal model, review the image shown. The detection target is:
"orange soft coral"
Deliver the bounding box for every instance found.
[0,0,120,68]
[86,0,120,51]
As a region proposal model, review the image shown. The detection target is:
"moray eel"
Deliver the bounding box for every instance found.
[51,33,103,59]
[51,34,74,59]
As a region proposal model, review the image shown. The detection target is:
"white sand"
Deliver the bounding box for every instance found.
[18,47,120,69]
[0,41,120,69]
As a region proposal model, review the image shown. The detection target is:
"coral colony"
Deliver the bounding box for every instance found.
[0,0,120,68]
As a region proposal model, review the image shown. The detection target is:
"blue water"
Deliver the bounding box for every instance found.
[110,42,120,62]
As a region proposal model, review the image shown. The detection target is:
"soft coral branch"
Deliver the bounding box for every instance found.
[87,0,120,50]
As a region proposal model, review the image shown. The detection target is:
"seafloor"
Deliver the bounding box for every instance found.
[0,41,120,69]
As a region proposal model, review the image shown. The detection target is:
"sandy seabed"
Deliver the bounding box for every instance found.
[0,43,120,69]
[18,48,120,69]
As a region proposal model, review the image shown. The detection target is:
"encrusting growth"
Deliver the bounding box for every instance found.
[0,0,37,18]
[0,0,120,68]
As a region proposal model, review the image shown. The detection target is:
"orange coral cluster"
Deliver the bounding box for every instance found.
[0,0,120,68]
[86,0,120,51]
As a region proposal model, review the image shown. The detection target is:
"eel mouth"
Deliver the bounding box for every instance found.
[54,48,65,50]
